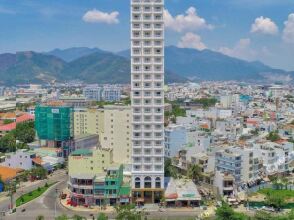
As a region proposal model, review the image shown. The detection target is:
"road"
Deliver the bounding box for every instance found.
[0,170,67,215]
[2,178,204,220]
[1,170,204,219]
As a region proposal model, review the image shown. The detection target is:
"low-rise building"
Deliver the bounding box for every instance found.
[1,149,36,170]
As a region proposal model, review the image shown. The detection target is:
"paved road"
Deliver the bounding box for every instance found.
[0,170,67,214]
[3,178,204,220]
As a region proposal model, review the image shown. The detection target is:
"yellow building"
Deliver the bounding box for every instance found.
[68,148,113,176]
[73,105,132,165]
[74,107,102,136]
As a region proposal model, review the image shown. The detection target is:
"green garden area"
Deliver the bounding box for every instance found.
[16,182,55,207]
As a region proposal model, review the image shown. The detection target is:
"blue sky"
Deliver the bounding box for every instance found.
[0,0,294,70]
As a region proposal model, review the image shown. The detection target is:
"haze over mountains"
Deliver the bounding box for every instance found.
[0,46,292,85]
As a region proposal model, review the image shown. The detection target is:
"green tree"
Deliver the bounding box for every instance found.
[3,119,14,124]
[16,121,35,144]
[266,131,281,142]
[97,213,108,220]
[115,204,142,220]
[265,193,285,210]
[36,215,45,220]
[72,215,86,220]
[30,167,47,180]
[0,132,16,152]
[187,164,202,183]
[215,203,248,220]
[55,214,68,220]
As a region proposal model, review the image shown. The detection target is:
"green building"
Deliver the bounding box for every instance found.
[35,105,73,141]
[68,164,131,206]
[35,105,74,156]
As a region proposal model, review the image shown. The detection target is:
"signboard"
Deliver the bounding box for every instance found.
[52,109,59,114]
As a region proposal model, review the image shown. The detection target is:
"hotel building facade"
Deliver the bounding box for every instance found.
[131,0,165,203]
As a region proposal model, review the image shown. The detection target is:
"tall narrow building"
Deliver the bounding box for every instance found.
[131,0,165,203]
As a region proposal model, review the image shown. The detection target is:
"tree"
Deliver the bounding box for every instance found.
[55,214,68,220]
[72,215,86,220]
[265,193,285,210]
[215,202,248,220]
[115,204,142,220]
[0,132,16,152]
[3,119,14,125]
[30,167,47,180]
[97,213,108,220]
[36,215,45,220]
[16,121,35,144]
[187,164,202,183]
[266,131,281,142]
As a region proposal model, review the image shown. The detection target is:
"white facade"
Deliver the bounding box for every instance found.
[131,0,165,190]
[1,149,35,170]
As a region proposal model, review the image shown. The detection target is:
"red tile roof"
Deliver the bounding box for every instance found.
[0,122,16,131]
[16,114,34,123]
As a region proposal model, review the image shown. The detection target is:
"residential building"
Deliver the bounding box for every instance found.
[214,171,236,196]
[68,164,130,206]
[102,86,121,102]
[1,149,36,170]
[165,124,186,157]
[74,106,132,165]
[35,105,74,157]
[68,148,113,176]
[83,85,103,101]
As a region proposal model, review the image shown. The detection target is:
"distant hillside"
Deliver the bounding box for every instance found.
[118,46,294,82]
[62,51,187,83]
[46,47,107,62]
[0,51,66,85]
[0,49,186,85]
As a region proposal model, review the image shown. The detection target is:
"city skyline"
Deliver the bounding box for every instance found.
[0,0,294,70]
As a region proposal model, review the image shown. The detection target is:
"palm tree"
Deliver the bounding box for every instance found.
[187,164,202,183]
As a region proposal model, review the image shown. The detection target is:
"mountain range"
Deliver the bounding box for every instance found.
[0,46,292,85]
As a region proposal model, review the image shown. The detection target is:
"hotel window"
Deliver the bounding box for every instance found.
[144,148,151,154]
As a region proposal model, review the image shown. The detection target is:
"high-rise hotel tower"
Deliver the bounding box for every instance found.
[131,0,165,203]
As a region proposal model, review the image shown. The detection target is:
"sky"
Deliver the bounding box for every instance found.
[0,0,294,70]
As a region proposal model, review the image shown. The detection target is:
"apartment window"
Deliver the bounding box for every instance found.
[135,177,141,188]
[144,176,152,188]
[133,57,140,63]
[155,49,161,54]
[155,177,161,188]
[145,141,151,146]
[133,31,140,37]
[154,23,162,28]
[144,41,151,46]
[144,66,151,71]
[144,149,151,154]
[133,23,140,29]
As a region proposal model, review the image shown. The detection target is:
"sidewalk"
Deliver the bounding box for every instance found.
[60,198,115,213]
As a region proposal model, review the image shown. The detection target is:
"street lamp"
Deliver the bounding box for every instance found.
[55,188,58,218]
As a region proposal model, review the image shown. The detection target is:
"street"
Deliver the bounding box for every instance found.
[1,172,205,220]
[0,170,67,215]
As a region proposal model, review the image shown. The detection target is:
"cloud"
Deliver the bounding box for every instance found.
[218,38,257,60]
[178,32,206,50]
[282,13,294,43]
[0,6,15,14]
[164,7,213,32]
[83,9,119,24]
[251,16,278,35]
